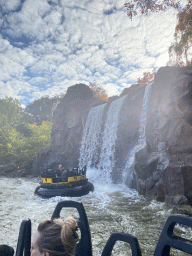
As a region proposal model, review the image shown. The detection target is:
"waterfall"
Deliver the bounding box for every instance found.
[123,82,153,182]
[137,82,153,147]
[79,103,106,169]
[98,95,127,183]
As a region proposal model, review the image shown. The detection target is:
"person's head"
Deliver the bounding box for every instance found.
[31,216,79,256]
[59,165,63,170]
[0,245,14,256]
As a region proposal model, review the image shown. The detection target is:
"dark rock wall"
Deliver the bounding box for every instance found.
[35,83,105,171]
[32,67,192,204]
[131,66,192,202]
[112,84,146,181]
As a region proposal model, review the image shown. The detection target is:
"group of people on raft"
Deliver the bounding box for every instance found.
[41,165,87,183]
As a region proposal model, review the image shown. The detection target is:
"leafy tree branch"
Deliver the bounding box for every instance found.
[124,0,180,20]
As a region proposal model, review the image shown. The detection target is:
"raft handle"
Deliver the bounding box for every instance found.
[16,219,31,256]
[101,232,142,256]
[51,200,92,256]
[154,214,192,256]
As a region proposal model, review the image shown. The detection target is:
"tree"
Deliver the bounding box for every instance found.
[23,94,63,125]
[137,69,156,85]
[124,0,180,20]
[89,83,108,101]
[0,121,52,165]
[0,96,53,165]
[23,121,52,163]
[0,97,22,127]
[0,123,26,164]
[168,0,192,66]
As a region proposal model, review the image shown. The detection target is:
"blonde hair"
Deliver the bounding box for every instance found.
[37,216,79,256]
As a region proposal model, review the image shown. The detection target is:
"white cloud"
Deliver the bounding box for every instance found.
[0,0,21,12]
[0,80,34,101]
[29,77,48,85]
[0,0,183,105]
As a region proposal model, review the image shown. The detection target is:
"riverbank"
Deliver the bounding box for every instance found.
[0,163,36,178]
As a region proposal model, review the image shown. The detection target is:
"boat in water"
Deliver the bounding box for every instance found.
[34,166,94,198]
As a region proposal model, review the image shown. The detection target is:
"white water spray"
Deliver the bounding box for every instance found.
[98,95,127,183]
[79,103,106,169]
[123,82,153,182]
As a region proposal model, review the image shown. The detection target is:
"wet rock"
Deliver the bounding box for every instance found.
[172,204,192,216]
[155,179,165,202]
[166,195,188,206]
[163,166,184,196]
[0,164,16,175]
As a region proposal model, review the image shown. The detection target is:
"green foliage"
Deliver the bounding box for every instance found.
[0,97,22,127]
[0,123,26,164]
[23,95,63,125]
[26,121,52,160]
[0,121,52,166]
[124,0,180,20]
[0,96,53,166]
[168,0,192,66]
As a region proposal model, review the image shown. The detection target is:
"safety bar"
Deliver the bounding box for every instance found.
[16,219,31,256]
[154,214,192,256]
[51,200,92,256]
[101,232,142,256]
[4,203,192,256]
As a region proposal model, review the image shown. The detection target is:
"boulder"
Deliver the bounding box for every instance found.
[166,195,188,206]
[64,83,93,101]
[0,164,16,176]
[172,204,192,216]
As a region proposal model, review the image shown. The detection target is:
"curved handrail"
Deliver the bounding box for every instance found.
[101,232,142,256]
[16,219,31,256]
[51,200,92,256]
[154,214,192,256]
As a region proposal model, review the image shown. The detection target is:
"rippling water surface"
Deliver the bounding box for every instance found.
[0,169,192,256]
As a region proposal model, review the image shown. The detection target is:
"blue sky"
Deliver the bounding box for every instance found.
[0,0,185,106]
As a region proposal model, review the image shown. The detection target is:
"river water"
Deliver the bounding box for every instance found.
[0,168,192,256]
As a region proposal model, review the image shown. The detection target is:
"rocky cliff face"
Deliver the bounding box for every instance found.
[131,66,192,203]
[32,83,105,174]
[32,66,192,204]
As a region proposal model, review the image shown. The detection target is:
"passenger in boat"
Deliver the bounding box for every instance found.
[82,165,87,175]
[71,166,79,176]
[58,164,64,172]
[55,164,63,178]
[31,216,79,256]
[61,169,68,182]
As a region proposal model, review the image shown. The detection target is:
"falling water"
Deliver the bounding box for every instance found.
[98,95,127,183]
[138,82,153,147]
[79,103,106,169]
[123,82,153,182]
